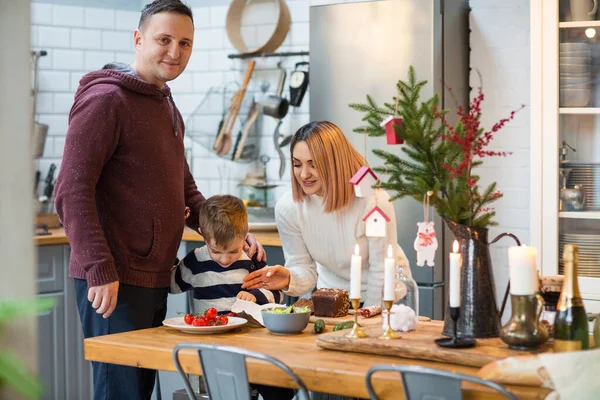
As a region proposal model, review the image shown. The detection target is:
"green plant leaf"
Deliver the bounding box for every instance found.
[0,353,43,399]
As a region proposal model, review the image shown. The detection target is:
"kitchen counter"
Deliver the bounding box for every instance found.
[34,227,282,247]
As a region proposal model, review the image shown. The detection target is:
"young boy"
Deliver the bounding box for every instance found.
[171,194,282,312]
[171,195,293,400]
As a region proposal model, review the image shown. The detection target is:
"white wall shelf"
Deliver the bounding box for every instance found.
[559,21,600,28]
[559,108,600,114]
[559,211,600,219]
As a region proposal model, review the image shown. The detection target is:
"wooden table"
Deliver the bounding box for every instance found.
[84,324,550,399]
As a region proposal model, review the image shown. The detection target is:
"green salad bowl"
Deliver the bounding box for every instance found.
[261,306,311,335]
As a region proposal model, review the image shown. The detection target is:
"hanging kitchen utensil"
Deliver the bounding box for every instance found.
[263,62,289,119]
[213,60,256,156]
[232,101,260,162]
[272,119,286,179]
[289,61,309,107]
[31,50,49,159]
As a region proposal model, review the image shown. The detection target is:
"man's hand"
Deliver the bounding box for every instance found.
[244,233,266,262]
[236,291,257,303]
[88,281,119,319]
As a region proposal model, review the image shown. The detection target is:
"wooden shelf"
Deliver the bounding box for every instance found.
[559,108,600,114]
[559,21,600,28]
[559,211,600,219]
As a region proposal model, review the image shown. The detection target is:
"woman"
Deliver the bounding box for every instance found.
[243,121,410,306]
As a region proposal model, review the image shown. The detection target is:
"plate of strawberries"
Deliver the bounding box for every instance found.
[163,308,247,334]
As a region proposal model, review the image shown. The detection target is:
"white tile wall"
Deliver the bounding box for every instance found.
[470,0,531,318]
[33,1,532,279]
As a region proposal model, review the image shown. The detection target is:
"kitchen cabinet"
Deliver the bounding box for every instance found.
[531,0,600,314]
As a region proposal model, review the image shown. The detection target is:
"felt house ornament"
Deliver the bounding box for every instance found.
[380,116,404,145]
[362,206,390,237]
[349,166,378,198]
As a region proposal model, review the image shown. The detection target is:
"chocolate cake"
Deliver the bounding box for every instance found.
[312,288,350,318]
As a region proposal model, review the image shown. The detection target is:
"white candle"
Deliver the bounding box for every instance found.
[508,245,538,295]
[383,244,396,301]
[449,240,461,308]
[350,244,362,299]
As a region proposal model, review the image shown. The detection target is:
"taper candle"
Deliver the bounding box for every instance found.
[383,244,396,301]
[449,240,461,307]
[350,244,362,298]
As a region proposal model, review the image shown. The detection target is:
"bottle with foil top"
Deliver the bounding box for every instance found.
[554,244,589,352]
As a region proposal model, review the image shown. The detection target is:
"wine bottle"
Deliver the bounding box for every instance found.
[554,244,589,352]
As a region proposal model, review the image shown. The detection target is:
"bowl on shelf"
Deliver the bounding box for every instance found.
[261,307,310,334]
[560,88,591,107]
[559,55,591,65]
[560,42,591,52]
[560,63,592,74]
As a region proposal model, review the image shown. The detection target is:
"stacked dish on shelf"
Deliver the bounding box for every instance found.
[566,163,600,210]
[559,231,600,278]
[560,42,592,107]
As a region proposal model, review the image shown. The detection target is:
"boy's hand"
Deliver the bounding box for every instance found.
[236,291,257,303]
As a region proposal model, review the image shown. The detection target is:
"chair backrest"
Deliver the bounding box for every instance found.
[173,343,310,400]
[365,365,518,400]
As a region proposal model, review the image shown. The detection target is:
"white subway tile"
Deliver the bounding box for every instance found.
[116,10,140,31]
[208,50,233,71]
[290,22,309,46]
[209,6,228,28]
[34,49,53,70]
[31,3,52,25]
[102,31,134,52]
[53,93,75,114]
[168,73,194,94]
[70,28,102,50]
[114,52,134,65]
[85,51,115,71]
[287,1,310,23]
[71,71,86,92]
[42,137,55,158]
[187,51,210,72]
[52,5,85,27]
[193,72,224,92]
[54,137,66,158]
[172,94,203,115]
[38,71,71,92]
[256,25,278,49]
[38,26,70,48]
[191,7,210,28]
[243,2,279,26]
[52,49,85,71]
[35,93,54,114]
[195,28,225,50]
[37,114,69,136]
[85,8,115,29]
[31,26,38,47]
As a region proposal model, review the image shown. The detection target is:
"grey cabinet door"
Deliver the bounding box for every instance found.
[38,292,66,400]
[37,245,65,294]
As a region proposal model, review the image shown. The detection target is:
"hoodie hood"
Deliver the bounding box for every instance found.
[75,62,180,136]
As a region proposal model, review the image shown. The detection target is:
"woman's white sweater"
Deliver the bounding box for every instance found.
[274,189,411,307]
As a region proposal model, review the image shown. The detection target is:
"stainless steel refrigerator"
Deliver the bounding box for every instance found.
[309,0,469,320]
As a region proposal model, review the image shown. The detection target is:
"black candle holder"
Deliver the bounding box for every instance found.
[435,307,477,348]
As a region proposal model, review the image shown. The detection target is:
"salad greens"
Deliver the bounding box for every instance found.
[263,306,311,314]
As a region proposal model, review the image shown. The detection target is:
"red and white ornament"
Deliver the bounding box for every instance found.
[349,166,378,198]
[380,115,404,145]
[363,205,390,237]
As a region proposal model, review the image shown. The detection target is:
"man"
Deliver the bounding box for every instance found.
[55,1,263,398]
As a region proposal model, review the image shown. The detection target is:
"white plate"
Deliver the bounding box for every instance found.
[162,316,247,334]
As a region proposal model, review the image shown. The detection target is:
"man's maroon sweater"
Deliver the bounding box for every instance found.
[55,66,205,288]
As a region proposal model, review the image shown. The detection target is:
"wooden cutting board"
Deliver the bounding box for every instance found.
[316,320,553,368]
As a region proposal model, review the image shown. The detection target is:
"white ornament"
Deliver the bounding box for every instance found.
[382,304,417,332]
[363,206,389,237]
[414,221,438,267]
[349,166,377,198]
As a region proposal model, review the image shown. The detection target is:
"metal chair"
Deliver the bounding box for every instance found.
[365,365,518,400]
[173,343,310,400]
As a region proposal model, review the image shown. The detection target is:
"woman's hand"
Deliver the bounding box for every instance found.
[242,265,290,291]
[244,233,266,262]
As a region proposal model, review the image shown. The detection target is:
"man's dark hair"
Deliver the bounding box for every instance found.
[139,0,194,31]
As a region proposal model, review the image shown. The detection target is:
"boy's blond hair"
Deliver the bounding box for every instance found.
[290,121,365,213]
[199,195,248,247]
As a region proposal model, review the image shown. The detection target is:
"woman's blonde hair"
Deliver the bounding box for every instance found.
[290,121,365,213]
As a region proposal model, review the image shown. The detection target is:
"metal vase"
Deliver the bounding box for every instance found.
[443,220,501,338]
[501,294,549,350]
